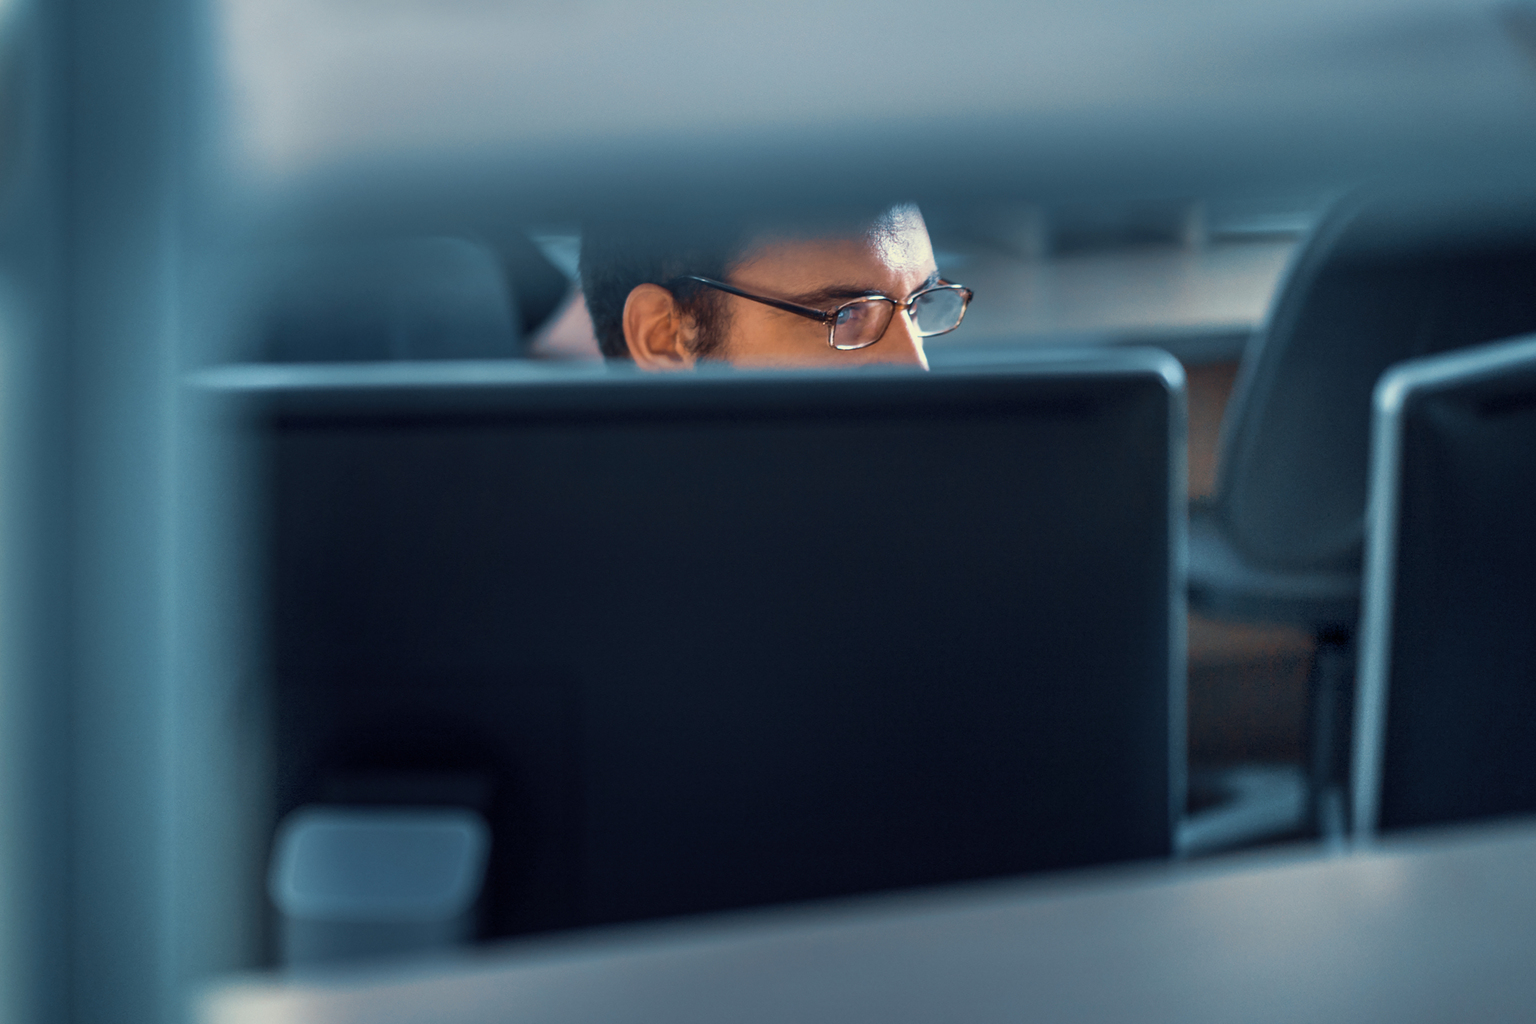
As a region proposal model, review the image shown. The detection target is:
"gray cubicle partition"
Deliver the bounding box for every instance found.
[198,352,1185,952]
[1352,333,1536,839]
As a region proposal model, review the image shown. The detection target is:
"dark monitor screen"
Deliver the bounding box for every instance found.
[240,355,1183,942]
[1365,338,1536,832]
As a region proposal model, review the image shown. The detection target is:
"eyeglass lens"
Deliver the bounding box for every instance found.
[830,287,968,350]
[911,287,967,336]
[831,300,896,350]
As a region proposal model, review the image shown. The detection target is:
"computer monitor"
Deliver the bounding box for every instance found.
[1353,333,1536,837]
[215,351,1184,945]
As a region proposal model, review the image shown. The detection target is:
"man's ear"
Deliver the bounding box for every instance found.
[623,284,697,370]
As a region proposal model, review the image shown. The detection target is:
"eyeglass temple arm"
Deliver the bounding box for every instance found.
[675,276,834,324]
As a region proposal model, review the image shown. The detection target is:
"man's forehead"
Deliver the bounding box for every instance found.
[736,207,934,277]
[867,205,933,270]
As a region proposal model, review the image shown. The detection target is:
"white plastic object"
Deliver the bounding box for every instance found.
[268,805,490,967]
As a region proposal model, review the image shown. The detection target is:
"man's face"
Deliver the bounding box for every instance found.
[718,209,937,369]
[623,208,941,370]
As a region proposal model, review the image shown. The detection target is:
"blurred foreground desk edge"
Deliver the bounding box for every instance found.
[199,818,1536,1024]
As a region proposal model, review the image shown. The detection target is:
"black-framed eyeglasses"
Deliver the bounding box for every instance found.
[672,275,974,352]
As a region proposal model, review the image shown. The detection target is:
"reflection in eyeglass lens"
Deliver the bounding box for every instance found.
[832,300,896,350]
[912,288,967,335]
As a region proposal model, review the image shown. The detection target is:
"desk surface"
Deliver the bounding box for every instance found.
[201,819,1536,1024]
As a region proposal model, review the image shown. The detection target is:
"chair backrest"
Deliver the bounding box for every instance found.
[1214,191,1536,573]
[261,236,522,362]
[1352,333,1536,837]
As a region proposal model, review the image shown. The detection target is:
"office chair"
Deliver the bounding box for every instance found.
[261,236,522,362]
[1351,333,1536,840]
[1189,189,1536,837]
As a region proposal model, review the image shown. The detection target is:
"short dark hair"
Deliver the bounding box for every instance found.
[578,219,752,361]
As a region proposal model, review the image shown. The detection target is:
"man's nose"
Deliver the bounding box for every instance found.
[874,310,929,369]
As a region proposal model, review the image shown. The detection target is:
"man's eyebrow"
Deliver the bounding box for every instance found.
[786,284,885,307]
[789,271,942,308]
